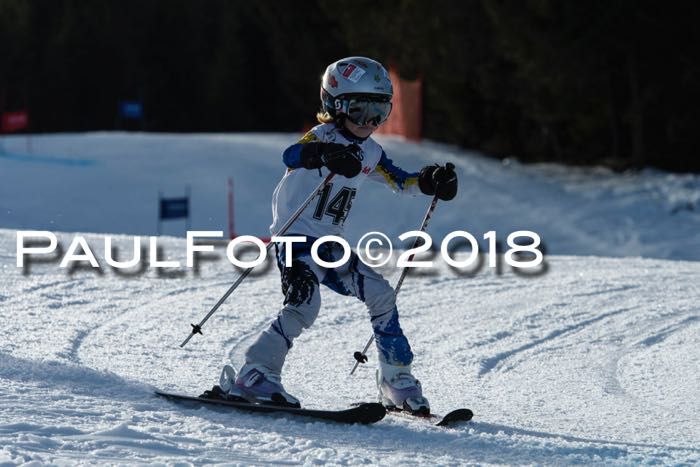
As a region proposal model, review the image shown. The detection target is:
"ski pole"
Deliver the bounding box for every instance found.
[350,193,441,375]
[180,172,335,347]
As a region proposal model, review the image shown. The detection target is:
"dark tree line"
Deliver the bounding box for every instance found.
[1,0,698,172]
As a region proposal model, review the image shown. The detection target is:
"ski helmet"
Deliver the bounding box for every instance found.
[320,57,393,125]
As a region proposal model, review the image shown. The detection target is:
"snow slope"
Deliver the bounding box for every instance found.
[1,132,698,260]
[1,231,698,465]
[1,132,699,464]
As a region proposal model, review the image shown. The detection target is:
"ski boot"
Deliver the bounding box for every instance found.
[219,364,301,408]
[377,362,430,415]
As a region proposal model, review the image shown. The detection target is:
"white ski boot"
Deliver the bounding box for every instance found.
[376,362,430,415]
[219,364,300,408]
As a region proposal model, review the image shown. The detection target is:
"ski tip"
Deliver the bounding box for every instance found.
[155,389,189,400]
[436,408,473,427]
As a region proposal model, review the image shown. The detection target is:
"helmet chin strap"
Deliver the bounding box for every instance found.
[337,121,369,143]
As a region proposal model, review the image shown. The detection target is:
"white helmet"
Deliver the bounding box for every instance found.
[320,57,393,125]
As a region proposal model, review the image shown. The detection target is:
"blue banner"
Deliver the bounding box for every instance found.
[159,198,188,220]
[119,101,144,120]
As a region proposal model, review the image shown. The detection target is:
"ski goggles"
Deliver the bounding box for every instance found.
[342,97,393,126]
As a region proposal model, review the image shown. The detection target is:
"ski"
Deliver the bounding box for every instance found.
[351,403,473,427]
[155,389,386,425]
[386,407,473,427]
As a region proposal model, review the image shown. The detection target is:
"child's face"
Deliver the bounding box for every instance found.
[344,118,379,139]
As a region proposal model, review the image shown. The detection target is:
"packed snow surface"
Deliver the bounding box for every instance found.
[1,133,699,465]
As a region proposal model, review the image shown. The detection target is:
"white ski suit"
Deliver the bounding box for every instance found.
[244,123,422,375]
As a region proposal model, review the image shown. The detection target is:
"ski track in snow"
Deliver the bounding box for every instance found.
[1,231,699,465]
[1,133,699,464]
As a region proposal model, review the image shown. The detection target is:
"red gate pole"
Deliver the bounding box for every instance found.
[227,177,235,239]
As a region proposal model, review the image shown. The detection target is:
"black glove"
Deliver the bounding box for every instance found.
[418,162,458,200]
[301,143,363,178]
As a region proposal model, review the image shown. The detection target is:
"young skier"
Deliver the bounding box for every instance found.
[219,57,458,414]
